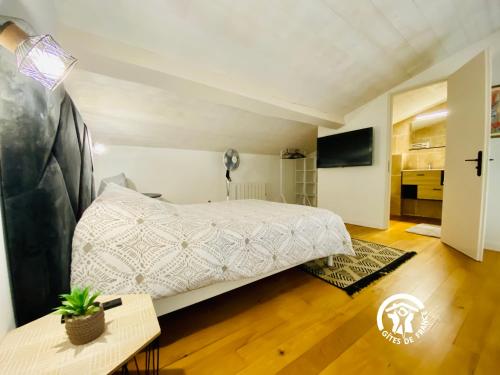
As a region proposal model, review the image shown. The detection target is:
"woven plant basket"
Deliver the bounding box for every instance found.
[65,306,105,345]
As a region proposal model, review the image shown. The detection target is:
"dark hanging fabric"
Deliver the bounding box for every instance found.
[0,39,95,326]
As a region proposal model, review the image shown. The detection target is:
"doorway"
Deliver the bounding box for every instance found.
[386,51,491,261]
[390,81,448,236]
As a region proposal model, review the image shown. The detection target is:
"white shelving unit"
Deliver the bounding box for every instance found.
[295,157,317,206]
[280,153,317,206]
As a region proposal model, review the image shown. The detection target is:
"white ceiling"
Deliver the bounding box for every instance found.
[64,70,317,153]
[392,81,448,124]
[49,0,500,153]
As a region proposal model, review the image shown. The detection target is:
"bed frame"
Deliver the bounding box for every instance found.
[153,266,293,315]
[154,255,334,316]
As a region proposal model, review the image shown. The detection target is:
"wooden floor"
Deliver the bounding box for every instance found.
[139,219,500,374]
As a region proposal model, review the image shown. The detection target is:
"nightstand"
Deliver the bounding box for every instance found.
[0,294,161,374]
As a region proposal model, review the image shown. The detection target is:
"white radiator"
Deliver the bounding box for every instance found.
[229,182,269,200]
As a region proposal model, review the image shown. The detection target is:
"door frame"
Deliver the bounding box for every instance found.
[385,78,450,228]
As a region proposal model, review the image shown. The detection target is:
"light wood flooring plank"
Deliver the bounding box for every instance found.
[130,219,500,374]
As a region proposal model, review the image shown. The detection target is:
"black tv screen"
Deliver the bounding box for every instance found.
[317,127,373,168]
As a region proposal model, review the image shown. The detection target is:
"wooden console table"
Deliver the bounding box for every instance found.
[0,294,161,374]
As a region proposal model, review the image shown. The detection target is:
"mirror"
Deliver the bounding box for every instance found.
[409,110,447,150]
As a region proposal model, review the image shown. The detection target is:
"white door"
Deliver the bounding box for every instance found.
[441,50,491,261]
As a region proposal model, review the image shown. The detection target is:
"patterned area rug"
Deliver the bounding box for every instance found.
[301,239,416,295]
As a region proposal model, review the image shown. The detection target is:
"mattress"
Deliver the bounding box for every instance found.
[71,184,354,299]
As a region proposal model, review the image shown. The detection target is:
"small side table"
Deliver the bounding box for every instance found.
[0,294,161,375]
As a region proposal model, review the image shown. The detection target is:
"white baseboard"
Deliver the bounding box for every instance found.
[485,241,500,252]
[344,219,388,230]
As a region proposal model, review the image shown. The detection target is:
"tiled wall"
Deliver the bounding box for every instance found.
[404,147,445,170]
[411,122,446,148]
[392,103,446,170]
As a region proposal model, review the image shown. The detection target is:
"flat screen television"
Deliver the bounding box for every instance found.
[317,127,373,168]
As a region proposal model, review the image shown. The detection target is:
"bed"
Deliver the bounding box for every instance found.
[71,184,354,316]
[0,23,352,323]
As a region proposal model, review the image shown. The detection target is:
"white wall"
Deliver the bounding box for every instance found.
[0,202,15,338]
[93,145,281,204]
[485,54,500,251]
[486,139,500,251]
[318,95,389,228]
[493,47,500,85]
[0,0,58,35]
[318,29,500,230]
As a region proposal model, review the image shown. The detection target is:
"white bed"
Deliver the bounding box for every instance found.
[71,184,354,316]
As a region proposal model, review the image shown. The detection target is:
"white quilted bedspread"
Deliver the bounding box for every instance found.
[71,184,354,299]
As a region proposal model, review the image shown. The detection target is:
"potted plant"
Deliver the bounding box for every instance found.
[54,287,105,345]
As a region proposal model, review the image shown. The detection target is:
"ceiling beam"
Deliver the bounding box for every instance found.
[57,25,343,129]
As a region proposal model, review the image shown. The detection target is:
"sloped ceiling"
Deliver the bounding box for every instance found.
[50,0,500,153]
[392,81,448,124]
[63,70,317,154]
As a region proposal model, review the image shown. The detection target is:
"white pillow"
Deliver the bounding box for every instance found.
[98,173,127,195]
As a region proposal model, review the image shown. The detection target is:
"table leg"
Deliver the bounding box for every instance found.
[118,337,159,374]
[144,337,160,375]
[120,363,129,374]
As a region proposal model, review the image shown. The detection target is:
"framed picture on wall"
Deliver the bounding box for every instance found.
[492,85,500,138]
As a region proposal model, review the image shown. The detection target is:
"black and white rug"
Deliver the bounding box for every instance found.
[301,239,416,295]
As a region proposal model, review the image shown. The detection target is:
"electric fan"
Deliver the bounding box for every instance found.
[223,148,240,200]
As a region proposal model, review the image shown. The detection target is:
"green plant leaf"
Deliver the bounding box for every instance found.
[54,307,79,316]
[54,286,101,317]
[64,294,79,307]
[82,287,89,307]
[85,305,100,315]
[88,291,100,307]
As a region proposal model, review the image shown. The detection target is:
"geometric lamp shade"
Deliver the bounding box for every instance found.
[15,34,77,91]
